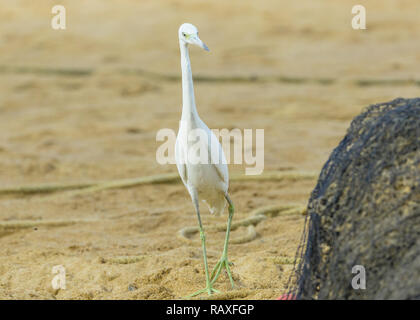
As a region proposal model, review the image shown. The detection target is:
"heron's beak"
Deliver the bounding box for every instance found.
[191,35,210,52]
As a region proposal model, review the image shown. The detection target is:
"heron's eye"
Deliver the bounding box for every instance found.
[182,32,187,37]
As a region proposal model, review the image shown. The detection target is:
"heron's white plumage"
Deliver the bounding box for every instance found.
[175,23,228,215]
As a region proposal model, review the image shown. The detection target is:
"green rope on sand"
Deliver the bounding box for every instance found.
[178,204,307,244]
[100,255,148,264]
[0,171,317,197]
[0,218,97,230]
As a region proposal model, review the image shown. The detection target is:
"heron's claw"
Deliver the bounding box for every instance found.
[186,285,221,298]
[210,255,235,288]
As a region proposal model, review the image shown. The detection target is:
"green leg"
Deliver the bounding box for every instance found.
[210,194,235,288]
[187,193,220,297]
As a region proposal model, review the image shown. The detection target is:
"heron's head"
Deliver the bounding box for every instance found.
[178,23,209,51]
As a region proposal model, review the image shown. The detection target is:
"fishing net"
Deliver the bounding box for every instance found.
[287,97,420,299]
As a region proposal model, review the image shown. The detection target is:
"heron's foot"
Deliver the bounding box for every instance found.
[210,255,235,288]
[186,284,221,298]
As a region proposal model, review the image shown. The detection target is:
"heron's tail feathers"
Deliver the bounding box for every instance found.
[202,195,226,216]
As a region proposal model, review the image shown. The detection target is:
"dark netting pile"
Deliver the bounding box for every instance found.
[287,97,420,299]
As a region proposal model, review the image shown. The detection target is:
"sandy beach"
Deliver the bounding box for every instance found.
[0,0,419,299]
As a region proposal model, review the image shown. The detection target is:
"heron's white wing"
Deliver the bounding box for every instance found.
[208,129,229,189]
[175,135,188,187]
[176,161,188,186]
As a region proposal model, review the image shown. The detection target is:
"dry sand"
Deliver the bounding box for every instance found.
[0,0,419,299]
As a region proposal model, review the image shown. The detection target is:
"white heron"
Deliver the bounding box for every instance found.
[175,23,235,296]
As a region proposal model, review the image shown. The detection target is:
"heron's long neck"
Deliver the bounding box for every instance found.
[180,41,199,122]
